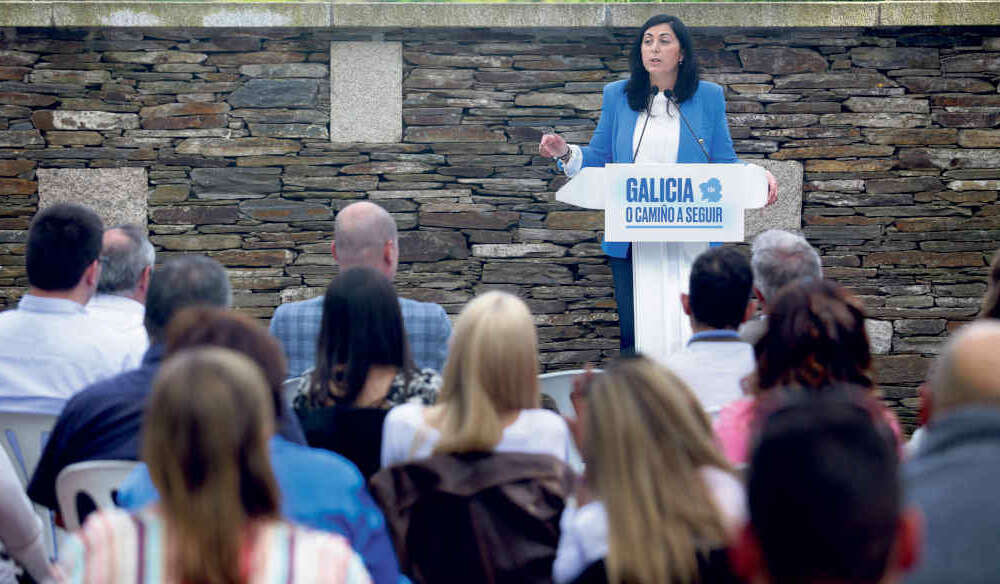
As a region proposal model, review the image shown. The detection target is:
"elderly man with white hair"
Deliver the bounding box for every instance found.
[87,224,155,370]
[270,201,452,378]
[739,229,823,345]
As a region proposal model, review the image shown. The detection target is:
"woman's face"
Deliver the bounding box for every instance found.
[641,22,684,81]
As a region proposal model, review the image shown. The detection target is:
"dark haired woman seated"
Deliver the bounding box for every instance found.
[714,278,903,465]
[288,267,441,479]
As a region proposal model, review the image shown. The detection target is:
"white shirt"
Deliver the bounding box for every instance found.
[552,467,746,584]
[0,295,130,412]
[664,334,756,417]
[562,91,681,176]
[86,294,149,370]
[380,402,574,468]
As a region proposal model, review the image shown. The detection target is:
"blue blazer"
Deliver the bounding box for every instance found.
[580,79,740,258]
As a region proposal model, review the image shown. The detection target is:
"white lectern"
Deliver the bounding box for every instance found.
[556,163,768,362]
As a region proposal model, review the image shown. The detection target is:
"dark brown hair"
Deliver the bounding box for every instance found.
[755,279,874,393]
[165,307,288,419]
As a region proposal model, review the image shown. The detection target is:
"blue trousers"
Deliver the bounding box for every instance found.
[608,253,635,354]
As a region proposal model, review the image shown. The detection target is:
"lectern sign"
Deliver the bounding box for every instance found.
[555,162,770,363]
[604,163,765,242]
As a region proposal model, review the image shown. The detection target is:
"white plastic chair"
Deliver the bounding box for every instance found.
[0,410,59,557]
[55,460,139,531]
[538,369,602,475]
[538,369,602,419]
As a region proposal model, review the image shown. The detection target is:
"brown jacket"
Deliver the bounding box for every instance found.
[370,451,575,584]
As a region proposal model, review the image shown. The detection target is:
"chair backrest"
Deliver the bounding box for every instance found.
[0,410,58,487]
[538,369,602,419]
[56,460,140,531]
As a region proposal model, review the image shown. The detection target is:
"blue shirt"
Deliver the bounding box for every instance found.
[0,295,132,411]
[270,295,452,378]
[117,436,408,584]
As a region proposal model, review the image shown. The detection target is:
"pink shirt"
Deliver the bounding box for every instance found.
[713,396,904,466]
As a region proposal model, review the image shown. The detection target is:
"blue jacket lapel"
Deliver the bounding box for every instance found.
[615,97,639,164]
[677,97,703,163]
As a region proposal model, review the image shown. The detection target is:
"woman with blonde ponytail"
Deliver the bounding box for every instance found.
[380,290,573,467]
[56,348,371,584]
[554,355,745,584]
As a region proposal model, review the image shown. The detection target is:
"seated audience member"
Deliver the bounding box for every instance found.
[55,348,371,584]
[370,291,574,584]
[977,248,1000,319]
[116,320,406,584]
[0,204,126,412]
[553,355,744,584]
[0,451,49,584]
[740,229,822,345]
[733,390,920,584]
[271,201,451,378]
[665,246,756,417]
[163,307,306,445]
[290,267,440,479]
[904,320,1000,584]
[86,224,155,370]
[714,278,901,465]
[28,256,232,512]
[380,290,573,467]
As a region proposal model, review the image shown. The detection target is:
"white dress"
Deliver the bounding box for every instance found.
[564,92,707,358]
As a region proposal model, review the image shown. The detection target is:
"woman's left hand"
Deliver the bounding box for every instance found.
[766,170,778,206]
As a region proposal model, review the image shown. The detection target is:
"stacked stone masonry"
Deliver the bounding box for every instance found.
[2,25,1000,431]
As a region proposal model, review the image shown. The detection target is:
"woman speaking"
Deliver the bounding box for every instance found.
[540,14,777,354]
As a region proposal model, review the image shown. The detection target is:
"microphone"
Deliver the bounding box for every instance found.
[632,85,658,161]
[664,89,711,163]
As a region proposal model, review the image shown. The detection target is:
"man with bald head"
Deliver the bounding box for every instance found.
[904,320,1000,584]
[270,201,451,378]
[87,224,155,369]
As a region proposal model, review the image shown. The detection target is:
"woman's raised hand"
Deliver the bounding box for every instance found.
[539,133,569,159]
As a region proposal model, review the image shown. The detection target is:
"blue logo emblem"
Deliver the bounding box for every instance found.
[699,178,723,203]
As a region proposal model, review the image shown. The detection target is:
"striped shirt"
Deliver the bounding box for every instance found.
[56,509,371,584]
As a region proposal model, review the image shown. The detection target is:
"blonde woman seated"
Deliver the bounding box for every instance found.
[553,355,745,584]
[380,290,573,467]
[55,348,371,584]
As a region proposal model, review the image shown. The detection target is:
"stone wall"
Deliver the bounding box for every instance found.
[1,23,999,430]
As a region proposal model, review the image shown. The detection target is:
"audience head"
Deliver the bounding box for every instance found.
[582,355,732,584]
[144,347,280,584]
[755,278,873,394]
[978,248,1000,319]
[737,389,919,584]
[683,246,754,331]
[927,319,1000,419]
[26,203,103,299]
[434,291,539,454]
[308,266,410,408]
[144,256,231,343]
[750,229,822,308]
[332,201,399,279]
[97,224,155,302]
[165,306,288,424]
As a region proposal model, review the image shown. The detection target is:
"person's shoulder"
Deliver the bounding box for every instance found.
[272,437,366,488]
[399,296,447,317]
[695,79,724,96]
[67,366,152,411]
[519,408,570,435]
[604,79,628,93]
[272,296,323,320]
[385,401,426,427]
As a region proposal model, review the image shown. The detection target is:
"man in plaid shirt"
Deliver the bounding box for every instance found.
[270,202,452,378]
